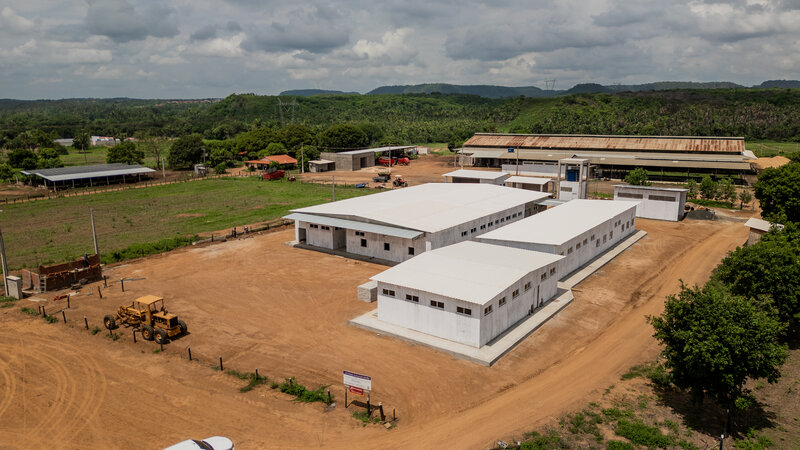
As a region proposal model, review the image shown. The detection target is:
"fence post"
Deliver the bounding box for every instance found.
[188,346,192,361]
[84,316,88,329]
[219,356,223,371]
[67,296,70,308]
[379,403,385,421]
[98,286,102,299]
[61,310,66,323]
[120,278,124,292]
[42,306,46,317]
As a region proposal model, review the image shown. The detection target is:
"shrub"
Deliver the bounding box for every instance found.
[225,369,268,393]
[278,377,330,403]
[520,430,570,450]
[102,235,199,263]
[606,441,634,450]
[20,307,38,315]
[615,419,673,448]
[214,162,227,174]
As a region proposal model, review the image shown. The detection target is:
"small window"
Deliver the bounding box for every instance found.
[470,227,477,233]
[541,272,547,281]
[310,224,318,229]
[382,289,395,297]
[461,231,468,237]
[549,267,556,275]
[609,231,613,239]
[602,235,607,243]
[591,234,595,241]
[567,247,573,254]
[506,216,511,220]
[500,218,504,223]
[498,297,506,307]
[355,231,365,237]
[596,240,600,247]
[621,224,625,231]
[488,221,494,227]
[405,294,419,303]
[480,224,486,230]
[576,242,581,249]
[360,238,367,247]
[335,227,342,230]
[456,306,472,316]
[408,247,415,256]
[384,242,390,251]
[484,305,493,316]
[559,251,564,256]
[524,281,532,291]
[583,238,588,245]
[321,226,330,230]
[431,300,444,309]
[512,289,519,299]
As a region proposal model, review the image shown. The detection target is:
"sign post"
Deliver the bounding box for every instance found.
[508,147,518,176]
[343,370,371,409]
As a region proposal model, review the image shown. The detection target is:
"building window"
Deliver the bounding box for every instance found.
[382,289,395,297]
[310,224,319,229]
[567,247,573,254]
[583,238,588,245]
[506,216,511,220]
[550,267,556,275]
[621,224,625,231]
[321,226,330,230]
[541,272,547,281]
[498,297,506,307]
[461,231,468,237]
[576,242,581,249]
[470,227,477,233]
[609,231,613,239]
[484,305,493,316]
[617,192,643,199]
[649,194,677,202]
[488,221,494,227]
[361,238,367,247]
[480,224,486,230]
[500,218,504,223]
[512,289,519,299]
[384,242,390,251]
[406,294,419,303]
[596,240,600,247]
[431,300,444,309]
[408,247,415,256]
[355,231,365,237]
[524,281,532,291]
[603,235,607,243]
[591,234,595,241]
[456,306,472,316]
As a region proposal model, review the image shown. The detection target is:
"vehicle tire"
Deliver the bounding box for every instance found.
[154,328,169,345]
[141,324,155,341]
[103,315,116,330]
[177,320,188,335]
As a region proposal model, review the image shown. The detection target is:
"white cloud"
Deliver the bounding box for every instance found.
[1,7,35,32]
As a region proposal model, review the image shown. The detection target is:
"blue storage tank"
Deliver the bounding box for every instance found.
[566,169,580,182]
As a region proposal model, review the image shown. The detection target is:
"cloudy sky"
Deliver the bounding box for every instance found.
[1,0,799,99]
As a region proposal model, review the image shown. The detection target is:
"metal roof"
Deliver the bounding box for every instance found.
[443,169,509,180]
[290,183,550,233]
[464,133,745,154]
[285,213,423,239]
[309,159,334,164]
[21,164,156,182]
[614,184,688,193]
[744,217,784,233]
[462,148,753,170]
[505,176,551,185]
[337,145,416,155]
[371,241,563,306]
[477,199,637,246]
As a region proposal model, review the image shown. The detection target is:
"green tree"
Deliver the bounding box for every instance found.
[754,162,800,223]
[278,124,315,154]
[317,124,368,151]
[214,162,227,174]
[699,175,718,200]
[168,135,204,169]
[106,141,144,165]
[358,123,384,144]
[139,136,167,170]
[685,179,698,198]
[738,189,752,209]
[206,140,235,166]
[0,163,15,181]
[257,142,286,158]
[8,148,37,169]
[713,229,800,329]
[649,282,787,411]
[234,127,277,156]
[624,167,650,186]
[717,178,736,204]
[73,133,90,151]
[36,148,63,169]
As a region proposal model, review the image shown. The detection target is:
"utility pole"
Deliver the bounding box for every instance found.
[0,225,9,297]
[301,144,305,174]
[332,175,336,202]
[90,209,99,256]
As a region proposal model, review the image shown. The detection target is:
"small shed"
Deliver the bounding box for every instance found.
[245,154,298,170]
[308,159,335,173]
[443,169,509,185]
[505,176,552,193]
[613,185,688,222]
[744,217,784,245]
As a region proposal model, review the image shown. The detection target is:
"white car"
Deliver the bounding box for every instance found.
[164,436,234,450]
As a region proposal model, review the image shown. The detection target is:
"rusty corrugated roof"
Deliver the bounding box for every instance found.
[463,133,745,154]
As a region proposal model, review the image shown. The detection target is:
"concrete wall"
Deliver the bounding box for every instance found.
[345,229,424,262]
[478,208,637,277]
[376,260,559,347]
[319,152,375,171]
[558,180,587,200]
[614,186,687,221]
[426,205,529,250]
[296,221,343,249]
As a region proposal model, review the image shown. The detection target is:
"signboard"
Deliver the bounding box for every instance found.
[343,370,372,391]
[348,386,365,396]
[507,147,515,153]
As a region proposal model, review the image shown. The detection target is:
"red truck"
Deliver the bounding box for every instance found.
[378,156,410,166]
[262,170,285,180]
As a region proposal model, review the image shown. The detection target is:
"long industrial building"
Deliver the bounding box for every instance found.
[285,183,550,263]
[372,241,563,347]
[460,133,756,179]
[476,199,637,275]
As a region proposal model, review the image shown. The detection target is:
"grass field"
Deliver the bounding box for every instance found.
[746,140,800,158]
[60,141,170,168]
[0,177,374,270]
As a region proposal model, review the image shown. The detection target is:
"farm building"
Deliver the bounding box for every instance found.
[244,154,297,170]
[744,217,784,245]
[21,164,156,191]
[443,169,509,185]
[285,183,550,263]
[459,133,756,180]
[319,145,417,171]
[614,185,689,221]
[372,241,563,348]
[504,176,552,192]
[476,199,637,276]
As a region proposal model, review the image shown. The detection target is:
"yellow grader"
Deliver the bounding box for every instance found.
[104,295,187,344]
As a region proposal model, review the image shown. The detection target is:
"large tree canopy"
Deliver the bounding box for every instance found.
[649,282,787,408]
[754,162,800,223]
[317,124,369,151]
[106,141,144,165]
[168,135,204,169]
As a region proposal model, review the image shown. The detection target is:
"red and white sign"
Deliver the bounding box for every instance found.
[348,386,364,396]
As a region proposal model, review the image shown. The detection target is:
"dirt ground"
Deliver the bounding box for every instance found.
[0,217,747,449]
[297,154,458,188]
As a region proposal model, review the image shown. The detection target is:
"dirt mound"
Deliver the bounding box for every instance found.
[753,156,791,170]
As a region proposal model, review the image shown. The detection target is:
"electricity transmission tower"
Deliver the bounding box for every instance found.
[276,97,298,127]
[544,79,557,91]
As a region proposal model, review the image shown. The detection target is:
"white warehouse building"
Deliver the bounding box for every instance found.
[476,200,637,276]
[373,241,563,348]
[285,183,550,263]
[614,184,688,222]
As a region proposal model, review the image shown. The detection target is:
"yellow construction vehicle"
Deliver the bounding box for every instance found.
[104,295,187,344]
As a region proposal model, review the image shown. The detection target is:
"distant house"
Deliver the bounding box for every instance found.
[91,136,119,146]
[244,154,298,170]
[744,218,784,245]
[54,138,74,147]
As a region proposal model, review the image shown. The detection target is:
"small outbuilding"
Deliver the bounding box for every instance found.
[443,169,509,185]
[504,176,552,192]
[613,184,688,222]
[373,241,563,348]
[245,154,298,170]
[308,159,335,172]
[319,145,416,171]
[476,199,637,276]
[744,217,784,245]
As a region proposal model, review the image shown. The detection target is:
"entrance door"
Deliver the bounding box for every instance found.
[298,228,307,243]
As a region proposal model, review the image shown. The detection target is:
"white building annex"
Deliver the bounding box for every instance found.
[372,241,563,348]
[614,185,688,222]
[285,183,550,263]
[476,200,637,276]
[443,169,509,185]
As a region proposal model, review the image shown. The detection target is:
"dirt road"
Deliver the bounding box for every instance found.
[0,218,746,449]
